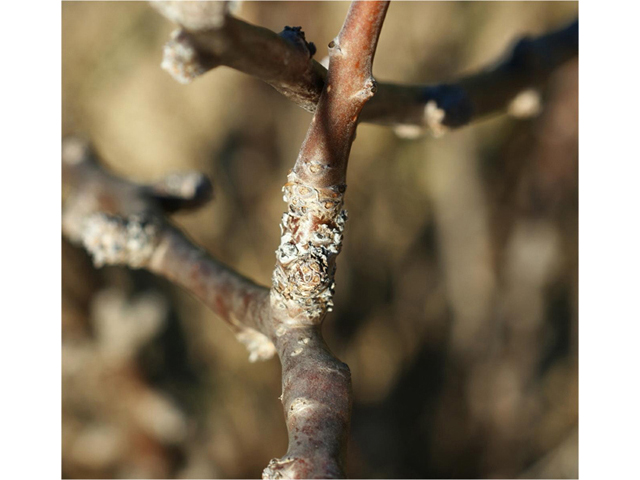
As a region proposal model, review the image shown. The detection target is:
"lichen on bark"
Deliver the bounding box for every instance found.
[272,170,348,326]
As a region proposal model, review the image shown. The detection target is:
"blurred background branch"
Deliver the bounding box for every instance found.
[62,137,275,362]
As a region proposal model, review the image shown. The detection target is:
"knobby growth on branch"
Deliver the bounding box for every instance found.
[63,1,389,478]
[152,1,577,135]
[266,2,388,478]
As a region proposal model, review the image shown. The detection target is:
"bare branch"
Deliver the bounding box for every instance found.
[62,137,276,362]
[153,1,323,110]
[365,19,579,136]
[265,2,389,478]
[152,2,577,133]
[150,0,230,31]
[64,4,578,478]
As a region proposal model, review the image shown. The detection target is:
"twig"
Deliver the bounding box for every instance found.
[152,1,577,135]
[364,19,579,135]
[265,2,389,478]
[62,137,276,362]
[153,1,324,112]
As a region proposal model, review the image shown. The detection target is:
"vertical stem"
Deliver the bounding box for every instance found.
[272,0,390,328]
[266,2,390,478]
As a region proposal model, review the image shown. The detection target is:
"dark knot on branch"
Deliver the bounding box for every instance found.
[279,26,317,58]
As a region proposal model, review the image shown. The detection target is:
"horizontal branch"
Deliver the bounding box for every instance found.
[364,18,579,135]
[62,137,276,362]
[152,1,324,112]
[151,1,577,134]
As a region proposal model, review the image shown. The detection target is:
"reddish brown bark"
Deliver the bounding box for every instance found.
[153,1,577,134]
[267,2,389,478]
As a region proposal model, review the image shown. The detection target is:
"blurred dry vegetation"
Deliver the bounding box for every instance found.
[62,1,578,478]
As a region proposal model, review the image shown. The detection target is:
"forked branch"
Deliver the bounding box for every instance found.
[62,138,276,362]
[68,1,578,478]
[62,4,389,476]
[152,1,577,134]
[265,2,389,478]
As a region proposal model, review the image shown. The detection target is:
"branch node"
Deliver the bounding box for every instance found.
[328,38,342,56]
[424,100,448,138]
[262,457,299,480]
[150,0,231,31]
[236,328,278,363]
[161,29,209,84]
[278,26,316,59]
[355,77,377,102]
[268,3,388,475]
[366,77,378,96]
[148,171,214,212]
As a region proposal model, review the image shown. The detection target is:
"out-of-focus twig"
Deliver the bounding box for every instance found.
[369,19,578,136]
[62,137,276,362]
[152,1,577,135]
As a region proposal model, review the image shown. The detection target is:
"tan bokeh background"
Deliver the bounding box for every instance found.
[62,2,578,478]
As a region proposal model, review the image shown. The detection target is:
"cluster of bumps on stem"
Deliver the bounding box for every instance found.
[272,171,348,325]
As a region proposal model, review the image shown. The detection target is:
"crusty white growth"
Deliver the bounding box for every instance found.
[425,100,448,137]
[508,88,543,118]
[62,191,99,244]
[236,328,277,362]
[262,457,298,480]
[150,1,231,31]
[271,170,347,325]
[161,29,207,84]
[82,213,160,268]
[153,171,207,199]
[274,324,287,337]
